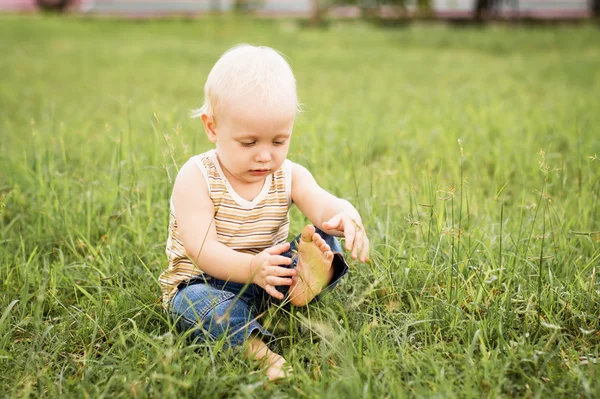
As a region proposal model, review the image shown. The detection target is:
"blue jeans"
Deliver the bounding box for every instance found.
[169,228,349,347]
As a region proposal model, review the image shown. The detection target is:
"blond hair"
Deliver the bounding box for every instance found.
[191,44,299,122]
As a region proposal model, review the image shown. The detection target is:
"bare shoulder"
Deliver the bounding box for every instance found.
[290,161,315,183]
[172,159,212,211]
[290,161,323,202]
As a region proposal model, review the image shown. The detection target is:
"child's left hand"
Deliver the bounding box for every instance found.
[322,212,369,263]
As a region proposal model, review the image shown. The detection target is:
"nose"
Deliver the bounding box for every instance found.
[256,148,271,163]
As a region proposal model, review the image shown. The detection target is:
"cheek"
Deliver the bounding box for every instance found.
[277,145,290,157]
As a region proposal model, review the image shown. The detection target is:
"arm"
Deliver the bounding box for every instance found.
[172,160,295,298]
[291,163,369,262]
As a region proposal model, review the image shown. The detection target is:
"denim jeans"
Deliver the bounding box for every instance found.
[169,228,349,347]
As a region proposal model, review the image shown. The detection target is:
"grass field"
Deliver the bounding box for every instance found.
[1,15,600,398]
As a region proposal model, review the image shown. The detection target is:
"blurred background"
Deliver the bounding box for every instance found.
[1,0,600,396]
[0,0,596,22]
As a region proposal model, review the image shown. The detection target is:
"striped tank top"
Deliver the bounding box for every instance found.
[158,149,292,308]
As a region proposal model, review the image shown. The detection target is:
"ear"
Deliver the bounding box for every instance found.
[201,114,217,143]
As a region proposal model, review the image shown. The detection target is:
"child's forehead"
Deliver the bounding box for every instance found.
[219,100,295,134]
[220,92,297,124]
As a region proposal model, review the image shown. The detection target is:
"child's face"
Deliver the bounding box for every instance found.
[203,102,295,186]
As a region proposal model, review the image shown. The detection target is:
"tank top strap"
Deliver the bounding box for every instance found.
[190,150,227,208]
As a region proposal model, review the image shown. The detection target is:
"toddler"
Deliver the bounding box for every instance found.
[158,44,369,380]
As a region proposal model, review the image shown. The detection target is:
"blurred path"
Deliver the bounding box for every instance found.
[0,0,592,19]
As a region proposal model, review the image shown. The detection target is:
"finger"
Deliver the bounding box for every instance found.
[268,265,297,277]
[323,228,345,237]
[265,284,284,300]
[322,214,342,231]
[265,242,290,255]
[267,276,293,286]
[345,227,356,252]
[269,256,294,267]
[360,236,370,263]
[351,229,362,260]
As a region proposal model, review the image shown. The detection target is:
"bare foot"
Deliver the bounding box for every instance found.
[245,336,292,381]
[265,355,292,381]
[288,225,335,307]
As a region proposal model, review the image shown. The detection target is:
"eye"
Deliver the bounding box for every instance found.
[273,140,286,146]
[240,141,255,147]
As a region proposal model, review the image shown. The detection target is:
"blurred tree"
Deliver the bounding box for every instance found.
[474,0,501,22]
[359,0,380,18]
[416,0,432,17]
[36,0,71,12]
[233,0,265,13]
[310,0,325,26]
[233,0,248,13]
[328,0,416,19]
[592,0,600,17]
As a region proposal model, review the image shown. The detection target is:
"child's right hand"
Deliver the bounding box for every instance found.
[250,242,296,300]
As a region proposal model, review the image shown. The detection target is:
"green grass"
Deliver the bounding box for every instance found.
[1,15,600,398]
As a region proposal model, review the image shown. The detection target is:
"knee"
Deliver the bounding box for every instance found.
[206,298,243,330]
[171,287,238,337]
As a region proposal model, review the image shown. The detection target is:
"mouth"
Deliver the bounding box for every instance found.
[250,169,270,176]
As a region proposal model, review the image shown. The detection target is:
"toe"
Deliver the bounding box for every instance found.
[301,225,316,242]
[325,250,334,263]
[313,234,325,246]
